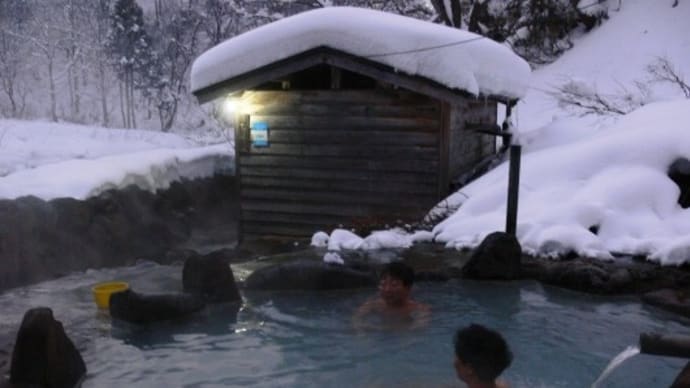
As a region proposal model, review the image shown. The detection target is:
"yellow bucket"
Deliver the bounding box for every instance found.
[92,281,129,309]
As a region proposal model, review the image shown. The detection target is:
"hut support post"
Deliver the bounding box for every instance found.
[505,144,521,236]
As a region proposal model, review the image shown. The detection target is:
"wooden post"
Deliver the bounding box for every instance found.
[330,66,341,89]
[237,114,250,153]
[501,101,513,151]
[505,144,521,236]
[236,113,250,244]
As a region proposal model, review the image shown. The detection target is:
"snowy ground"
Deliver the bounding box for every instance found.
[0,120,233,200]
[1,0,689,265]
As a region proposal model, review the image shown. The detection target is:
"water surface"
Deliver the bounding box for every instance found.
[1,261,688,387]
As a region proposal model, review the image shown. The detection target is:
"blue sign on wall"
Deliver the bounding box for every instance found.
[250,121,269,147]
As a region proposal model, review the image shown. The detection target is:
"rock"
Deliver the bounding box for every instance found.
[641,288,690,318]
[462,232,522,280]
[244,260,376,290]
[668,157,690,208]
[183,252,241,303]
[0,332,14,388]
[161,248,199,265]
[9,307,86,388]
[109,289,205,324]
[608,268,633,287]
[551,263,610,292]
[0,175,237,293]
[415,271,450,282]
[202,248,246,264]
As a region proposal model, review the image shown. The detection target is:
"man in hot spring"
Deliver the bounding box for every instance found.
[352,261,430,330]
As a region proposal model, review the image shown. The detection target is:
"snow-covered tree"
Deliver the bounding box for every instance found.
[107,0,154,128]
[199,0,241,46]
[145,2,204,131]
[427,0,608,65]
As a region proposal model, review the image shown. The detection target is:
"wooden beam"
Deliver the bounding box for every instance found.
[241,165,437,184]
[194,52,325,104]
[193,46,515,104]
[465,123,504,136]
[241,175,436,195]
[238,143,438,160]
[240,154,439,173]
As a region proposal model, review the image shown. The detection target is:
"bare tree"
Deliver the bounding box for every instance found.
[143,1,205,131]
[25,1,69,122]
[201,0,238,46]
[552,57,689,117]
[429,0,464,27]
[550,78,650,116]
[0,0,32,118]
[63,0,91,121]
[647,56,690,98]
[87,0,117,126]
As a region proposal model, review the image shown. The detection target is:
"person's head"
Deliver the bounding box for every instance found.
[378,261,415,307]
[453,324,512,385]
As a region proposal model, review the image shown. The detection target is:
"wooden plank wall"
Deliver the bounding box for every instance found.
[447,99,497,181]
[236,89,442,239]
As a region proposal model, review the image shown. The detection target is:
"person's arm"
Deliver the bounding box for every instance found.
[409,302,431,330]
[352,299,378,331]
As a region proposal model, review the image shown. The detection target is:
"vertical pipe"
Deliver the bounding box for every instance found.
[505,144,521,236]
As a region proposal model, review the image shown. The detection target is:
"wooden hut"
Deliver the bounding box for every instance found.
[191,7,530,240]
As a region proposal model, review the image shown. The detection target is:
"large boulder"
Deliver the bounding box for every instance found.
[109,289,205,324]
[183,251,241,303]
[549,263,610,291]
[244,260,376,290]
[668,157,690,208]
[641,288,690,318]
[462,232,522,280]
[9,307,86,388]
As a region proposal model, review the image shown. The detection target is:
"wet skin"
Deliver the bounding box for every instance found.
[352,275,431,331]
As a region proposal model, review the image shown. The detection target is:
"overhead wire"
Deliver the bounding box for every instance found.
[363,0,609,59]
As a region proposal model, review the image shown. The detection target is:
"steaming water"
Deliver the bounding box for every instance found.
[1,260,689,387]
[591,346,641,388]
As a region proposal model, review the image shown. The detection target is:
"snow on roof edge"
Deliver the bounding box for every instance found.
[191,7,531,101]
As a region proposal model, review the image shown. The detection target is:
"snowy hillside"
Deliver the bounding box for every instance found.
[430,0,690,264]
[518,0,690,141]
[320,0,690,265]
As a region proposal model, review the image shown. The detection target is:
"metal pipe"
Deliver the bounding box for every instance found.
[639,333,690,359]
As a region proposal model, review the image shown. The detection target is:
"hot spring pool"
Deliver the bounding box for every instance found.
[1,260,688,387]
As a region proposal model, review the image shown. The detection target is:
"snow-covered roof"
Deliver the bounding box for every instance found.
[191,7,531,100]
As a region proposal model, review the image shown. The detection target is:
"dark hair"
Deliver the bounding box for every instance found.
[454,324,513,382]
[380,261,414,287]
